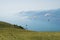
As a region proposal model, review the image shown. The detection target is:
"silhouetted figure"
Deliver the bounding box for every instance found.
[26,24,28,26]
[25,24,28,30]
[48,19,50,22]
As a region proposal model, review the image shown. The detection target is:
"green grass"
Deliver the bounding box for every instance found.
[0,21,60,40]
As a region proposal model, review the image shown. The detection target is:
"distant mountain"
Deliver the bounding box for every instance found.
[18,8,60,20]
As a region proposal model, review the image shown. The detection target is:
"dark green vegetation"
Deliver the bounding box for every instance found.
[0,21,60,40]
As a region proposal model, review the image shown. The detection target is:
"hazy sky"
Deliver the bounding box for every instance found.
[0,0,60,13]
[0,0,60,19]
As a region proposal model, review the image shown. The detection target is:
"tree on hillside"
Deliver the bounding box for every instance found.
[13,24,25,29]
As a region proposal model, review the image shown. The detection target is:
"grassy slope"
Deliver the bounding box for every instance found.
[0,21,60,40]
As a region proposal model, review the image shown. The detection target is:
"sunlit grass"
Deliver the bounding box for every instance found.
[0,28,60,40]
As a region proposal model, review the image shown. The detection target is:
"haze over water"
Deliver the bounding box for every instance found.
[0,0,60,31]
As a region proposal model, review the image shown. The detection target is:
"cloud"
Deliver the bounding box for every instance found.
[20,16,29,19]
[33,16,38,18]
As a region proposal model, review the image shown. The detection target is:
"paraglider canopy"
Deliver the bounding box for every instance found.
[44,13,51,17]
[44,13,51,22]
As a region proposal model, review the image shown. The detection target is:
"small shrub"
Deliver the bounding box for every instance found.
[13,24,25,29]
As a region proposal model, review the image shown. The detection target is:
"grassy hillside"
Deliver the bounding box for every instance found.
[0,21,13,28]
[0,21,60,40]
